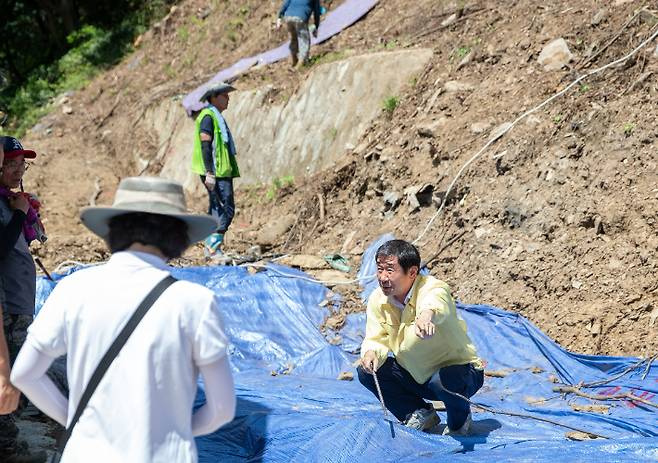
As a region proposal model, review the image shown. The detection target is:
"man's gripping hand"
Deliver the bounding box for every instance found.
[360,350,379,375]
[415,309,435,339]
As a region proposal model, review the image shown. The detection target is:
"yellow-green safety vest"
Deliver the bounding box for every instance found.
[191,108,240,178]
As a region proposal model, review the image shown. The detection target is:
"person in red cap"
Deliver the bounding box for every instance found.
[0,137,21,416]
[0,136,47,463]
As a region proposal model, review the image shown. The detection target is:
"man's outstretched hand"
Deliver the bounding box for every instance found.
[415,309,435,339]
[360,350,379,374]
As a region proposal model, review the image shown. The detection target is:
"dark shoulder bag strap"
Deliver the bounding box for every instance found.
[52,275,177,461]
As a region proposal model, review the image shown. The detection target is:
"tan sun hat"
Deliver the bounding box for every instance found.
[80,177,218,243]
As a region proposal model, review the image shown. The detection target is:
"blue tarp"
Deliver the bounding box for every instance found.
[36,257,658,462]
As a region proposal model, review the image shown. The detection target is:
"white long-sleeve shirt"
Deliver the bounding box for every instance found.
[11,251,236,463]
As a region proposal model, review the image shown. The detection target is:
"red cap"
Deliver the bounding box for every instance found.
[2,136,36,159]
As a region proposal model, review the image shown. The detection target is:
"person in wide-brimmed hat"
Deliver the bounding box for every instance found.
[191,82,240,257]
[11,176,236,462]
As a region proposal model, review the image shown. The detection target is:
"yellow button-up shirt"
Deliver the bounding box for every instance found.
[361,275,483,384]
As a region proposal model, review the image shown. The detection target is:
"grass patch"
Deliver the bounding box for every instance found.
[455,46,471,58]
[382,96,399,118]
[385,40,399,49]
[265,175,295,201]
[325,127,338,142]
[308,50,348,67]
[177,25,189,42]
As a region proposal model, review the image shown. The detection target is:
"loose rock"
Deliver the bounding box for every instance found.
[444,80,475,93]
[470,121,492,134]
[591,9,608,26]
[383,191,401,211]
[538,38,574,71]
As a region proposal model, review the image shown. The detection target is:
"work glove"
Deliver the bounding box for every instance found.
[204,173,216,191]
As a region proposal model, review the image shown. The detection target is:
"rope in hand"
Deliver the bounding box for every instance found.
[373,370,396,438]
[373,370,389,419]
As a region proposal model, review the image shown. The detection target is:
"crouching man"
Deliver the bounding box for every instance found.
[11,177,236,462]
[357,240,484,435]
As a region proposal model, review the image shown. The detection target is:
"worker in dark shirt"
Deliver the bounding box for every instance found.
[277,0,322,68]
[0,136,21,419]
[0,136,46,463]
[190,83,240,256]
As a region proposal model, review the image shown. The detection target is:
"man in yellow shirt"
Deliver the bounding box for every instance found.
[358,240,484,435]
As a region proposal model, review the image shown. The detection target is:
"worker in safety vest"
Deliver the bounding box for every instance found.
[357,240,484,435]
[191,82,240,256]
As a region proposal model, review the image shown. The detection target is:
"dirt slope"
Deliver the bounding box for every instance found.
[22,0,658,357]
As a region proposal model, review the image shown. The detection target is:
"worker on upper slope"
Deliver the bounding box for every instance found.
[277,0,322,69]
[357,240,484,435]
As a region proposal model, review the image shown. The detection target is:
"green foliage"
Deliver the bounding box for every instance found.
[0,1,174,136]
[265,176,295,201]
[579,83,590,93]
[6,23,138,135]
[228,18,245,30]
[382,96,399,118]
[190,16,205,28]
[456,46,471,58]
[326,127,338,141]
[177,25,190,42]
[623,122,635,137]
[450,37,482,63]
[164,63,177,78]
[308,50,348,67]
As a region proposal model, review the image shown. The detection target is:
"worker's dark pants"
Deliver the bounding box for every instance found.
[200,176,235,233]
[358,357,484,430]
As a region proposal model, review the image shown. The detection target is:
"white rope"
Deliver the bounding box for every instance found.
[373,370,390,419]
[53,260,98,273]
[413,23,658,245]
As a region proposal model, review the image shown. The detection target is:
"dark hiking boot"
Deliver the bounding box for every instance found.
[404,407,440,431]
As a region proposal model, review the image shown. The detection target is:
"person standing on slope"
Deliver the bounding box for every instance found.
[191,83,240,256]
[277,0,322,68]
